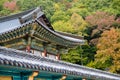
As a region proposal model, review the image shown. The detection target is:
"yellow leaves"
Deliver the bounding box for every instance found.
[54,3,60,11]
[95,28,120,73]
[97,28,120,50]
[53,21,74,33]
[70,13,88,33]
[52,12,87,35]
[71,13,87,27]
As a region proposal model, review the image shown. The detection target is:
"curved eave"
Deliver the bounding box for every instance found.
[56,31,84,40]
[0,8,34,23]
[0,20,34,43]
[0,7,42,34]
[0,19,84,47]
[35,20,85,47]
[0,7,85,47]
[0,46,120,80]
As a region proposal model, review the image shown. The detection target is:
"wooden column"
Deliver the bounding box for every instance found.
[26,45,31,53]
[42,49,47,57]
[56,54,60,60]
[26,37,31,53]
[42,42,48,57]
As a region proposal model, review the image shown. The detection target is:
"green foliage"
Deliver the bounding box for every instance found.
[17,0,38,10]
[51,10,69,23]
[52,12,87,35]
[0,0,9,16]
[109,0,120,15]
[61,45,96,65]
[81,45,96,65]
[67,3,89,17]
[70,13,88,35]
[17,0,55,20]
[52,21,74,33]
[61,47,82,64]
[0,8,11,16]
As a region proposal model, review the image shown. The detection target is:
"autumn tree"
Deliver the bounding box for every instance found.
[52,21,74,33]
[70,13,88,35]
[85,11,116,45]
[88,28,120,74]
[3,0,17,11]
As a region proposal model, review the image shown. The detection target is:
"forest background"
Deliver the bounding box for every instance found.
[0,0,120,74]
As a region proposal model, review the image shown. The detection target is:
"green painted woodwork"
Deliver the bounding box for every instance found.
[0,71,20,77]
[2,38,26,49]
[0,24,32,43]
[13,76,21,80]
[31,44,44,51]
[0,65,90,80]
[0,20,81,55]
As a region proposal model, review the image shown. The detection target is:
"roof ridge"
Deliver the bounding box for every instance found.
[0,8,34,23]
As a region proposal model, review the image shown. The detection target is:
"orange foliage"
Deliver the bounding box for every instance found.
[3,0,17,11]
[85,11,115,30]
[96,28,120,73]
[85,11,116,45]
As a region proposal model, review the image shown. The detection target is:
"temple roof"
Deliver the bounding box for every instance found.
[0,46,120,80]
[0,7,84,47]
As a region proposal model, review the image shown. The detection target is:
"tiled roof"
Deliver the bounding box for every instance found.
[0,46,120,80]
[0,7,84,47]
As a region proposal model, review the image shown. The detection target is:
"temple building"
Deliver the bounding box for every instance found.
[0,7,120,80]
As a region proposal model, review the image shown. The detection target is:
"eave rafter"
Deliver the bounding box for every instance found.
[0,23,32,43]
[35,20,81,47]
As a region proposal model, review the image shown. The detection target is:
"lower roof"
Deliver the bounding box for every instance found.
[0,46,120,80]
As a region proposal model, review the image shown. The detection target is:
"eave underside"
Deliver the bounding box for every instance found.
[0,20,84,47]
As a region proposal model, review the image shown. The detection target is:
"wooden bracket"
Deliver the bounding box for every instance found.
[82,78,86,80]
[28,71,39,80]
[60,74,67,80]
